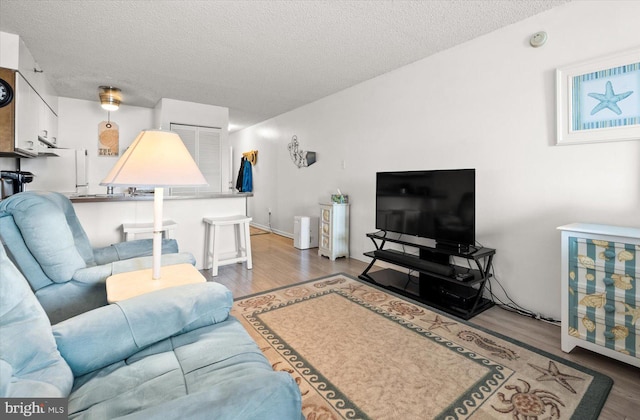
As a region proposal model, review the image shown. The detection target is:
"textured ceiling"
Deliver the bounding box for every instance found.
[0,0,569,131]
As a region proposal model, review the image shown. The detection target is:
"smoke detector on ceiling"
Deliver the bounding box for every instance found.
[529,31,547,48]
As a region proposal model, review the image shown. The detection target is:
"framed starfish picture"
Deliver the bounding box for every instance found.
[556,48,640,145]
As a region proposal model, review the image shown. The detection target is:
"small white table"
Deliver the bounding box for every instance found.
[106,263,206,303]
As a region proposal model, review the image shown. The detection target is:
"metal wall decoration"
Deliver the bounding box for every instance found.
[287,135,316,168]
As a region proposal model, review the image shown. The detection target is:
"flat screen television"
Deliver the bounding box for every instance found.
[376,169,475,249]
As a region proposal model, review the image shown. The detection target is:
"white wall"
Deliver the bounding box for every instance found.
[56,97,154,194]
[154,98,231,192]
[230,1,640,319]
[0,157,18,171]
[2,98,154,190]
[20,97,232,195]
[154,98,228,131]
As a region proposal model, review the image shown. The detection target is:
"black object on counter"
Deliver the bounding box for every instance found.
[1,170,34,198]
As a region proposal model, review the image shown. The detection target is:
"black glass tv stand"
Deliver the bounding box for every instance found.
[359,231,495,320]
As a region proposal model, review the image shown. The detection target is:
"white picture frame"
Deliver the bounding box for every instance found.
[556,48,640,145]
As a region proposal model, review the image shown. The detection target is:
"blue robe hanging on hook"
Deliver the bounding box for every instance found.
[241,159,253,192]
[235,156,253,192]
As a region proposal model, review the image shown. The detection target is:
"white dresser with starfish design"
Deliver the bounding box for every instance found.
[559,223,639,367]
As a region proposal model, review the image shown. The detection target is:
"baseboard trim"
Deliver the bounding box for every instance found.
[250,222,292,239]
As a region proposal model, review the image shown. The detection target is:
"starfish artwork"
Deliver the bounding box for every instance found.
[587,80,633,115]
[528,361,585,394]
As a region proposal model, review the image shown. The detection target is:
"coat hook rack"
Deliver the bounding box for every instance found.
[242,150,258,166]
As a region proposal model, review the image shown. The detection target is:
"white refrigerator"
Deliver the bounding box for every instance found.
[21,148,88,194]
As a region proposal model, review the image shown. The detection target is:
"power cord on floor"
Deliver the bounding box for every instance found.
[375,239,560,326]
[485,266,560,326]
[474,240,560,326]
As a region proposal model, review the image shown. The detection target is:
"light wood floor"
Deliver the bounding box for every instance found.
[202,231,640,420]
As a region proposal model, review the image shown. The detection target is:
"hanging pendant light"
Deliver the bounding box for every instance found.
[99,86,122,111]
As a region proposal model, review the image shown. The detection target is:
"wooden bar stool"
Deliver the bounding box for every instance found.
[203,215,253,276]
[122,219,178,241]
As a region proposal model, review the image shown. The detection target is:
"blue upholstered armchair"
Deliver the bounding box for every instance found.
[0,191,195,323]
[0,246,302,419]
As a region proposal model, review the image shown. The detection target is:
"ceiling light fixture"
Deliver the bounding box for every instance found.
[99,86,122,111]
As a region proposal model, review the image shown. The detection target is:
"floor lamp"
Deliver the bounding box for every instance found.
[101,129,207,279]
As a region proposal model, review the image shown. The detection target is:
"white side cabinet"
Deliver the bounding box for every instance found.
[558,223,639,367]
[318,203,349,261]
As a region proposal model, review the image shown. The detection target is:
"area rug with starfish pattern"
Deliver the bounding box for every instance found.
[231,273,612,420]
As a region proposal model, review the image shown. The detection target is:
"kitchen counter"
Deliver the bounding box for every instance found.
[69,192,252,269]
[69,192,252,203]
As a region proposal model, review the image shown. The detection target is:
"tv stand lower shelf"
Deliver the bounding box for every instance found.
[359,231,496,320]
[359,269,493,320]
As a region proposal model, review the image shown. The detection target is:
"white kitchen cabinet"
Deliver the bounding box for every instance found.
[14,72,39,156]
[38,98,58,149]
[0,33,59,157]
[17,36,58,115]
[13,72,58,155]
[16,34,58,149]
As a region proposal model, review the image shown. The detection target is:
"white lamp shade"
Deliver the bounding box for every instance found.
[100,130,207,188]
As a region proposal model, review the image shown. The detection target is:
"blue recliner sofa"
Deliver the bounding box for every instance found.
[0,191,195,323]
[0,245,302,419]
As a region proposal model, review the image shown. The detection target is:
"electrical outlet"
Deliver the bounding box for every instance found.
[268,208,272,215]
